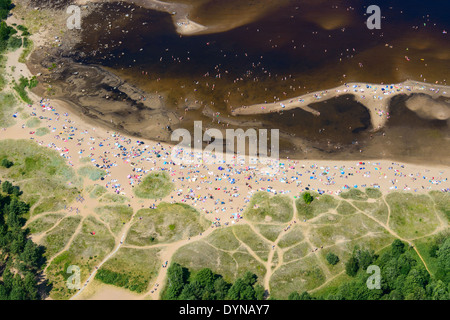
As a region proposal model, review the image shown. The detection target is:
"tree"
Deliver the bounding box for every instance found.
[326,252,340,265]
[242,271,257,286]
[288,291,314,300]
[23,272,38,300]
[20,239,41,270]
[0,181,45,300]
[355,248,376,270]
[0,0,11,20]
[254,284,265,300]
[391,239,406,256]
[288,291,301,300]
[303,192,313,204]
[436,237,450,282]
[194,268,215,288]
[345,256,359,277]
[1,158,13,168]
[163,263,189,300]
[2,180,13,194]
[213,277,230,300]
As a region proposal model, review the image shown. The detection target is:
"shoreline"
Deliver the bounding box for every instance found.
[75,0,209,36]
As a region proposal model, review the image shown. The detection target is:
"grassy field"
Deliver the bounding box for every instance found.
[95,205,133,235]
[35,127,50,136]
[40,216,82,258]
[126,203,209,246]
[89,185,107,199]
[0,139,81,216]
[296,192,339,220]
[99,193,129,204]
[78,166,106,181]
[244,192,293,223]
[387,193,440,239]
[0,92,17,127]
[96,247,162,293]
[46,216,116,299]
[27,212,65,234]
[168,189,449,299]
[133,171,174,199]
[269,255,326,298]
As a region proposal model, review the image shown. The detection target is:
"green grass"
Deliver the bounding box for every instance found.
[78,165,106,181]
[365,188,382,199]
[283,242,311,263]
[232,251,266,284]
[0,54,6,91]
[353,199,389,224]
[0,139,81,216]
[7,35,22,51]
[339,188,369,201]
[429,191,450,222]
[96,247,162,293]
[296,192,339,220]
[89,185,107,198]
[35,127,50,136]
[27,213,64,234]
[133,171,173,199]
[95,205,133,235]
[12,76,36,104]
[26,117,41,128]
[308,213,386,248]
[18,37,33,63]
[173,240,238,283]
[386,193,440,239]
[126,203,209,246]
[232,224,271,261]
[269,255,326,299]
[204,227,241,251]
[255,223,287,242]
[336,200,357,215]
[277,225,305,249]
[413,232,449,277]
[40,216,82,258]
[45,216,115,299]
[0,92,17,127]
[99,193,129,204]
[244,192,293,223]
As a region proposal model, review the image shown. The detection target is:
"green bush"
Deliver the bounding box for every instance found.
[1,157,13,168]
[303,192,313,204]
[326,252,340,266]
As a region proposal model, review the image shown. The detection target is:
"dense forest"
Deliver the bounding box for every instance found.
[162,263,266,300]
[0,0,13,52]
[289,238,450,300]
[0,179,47,300]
